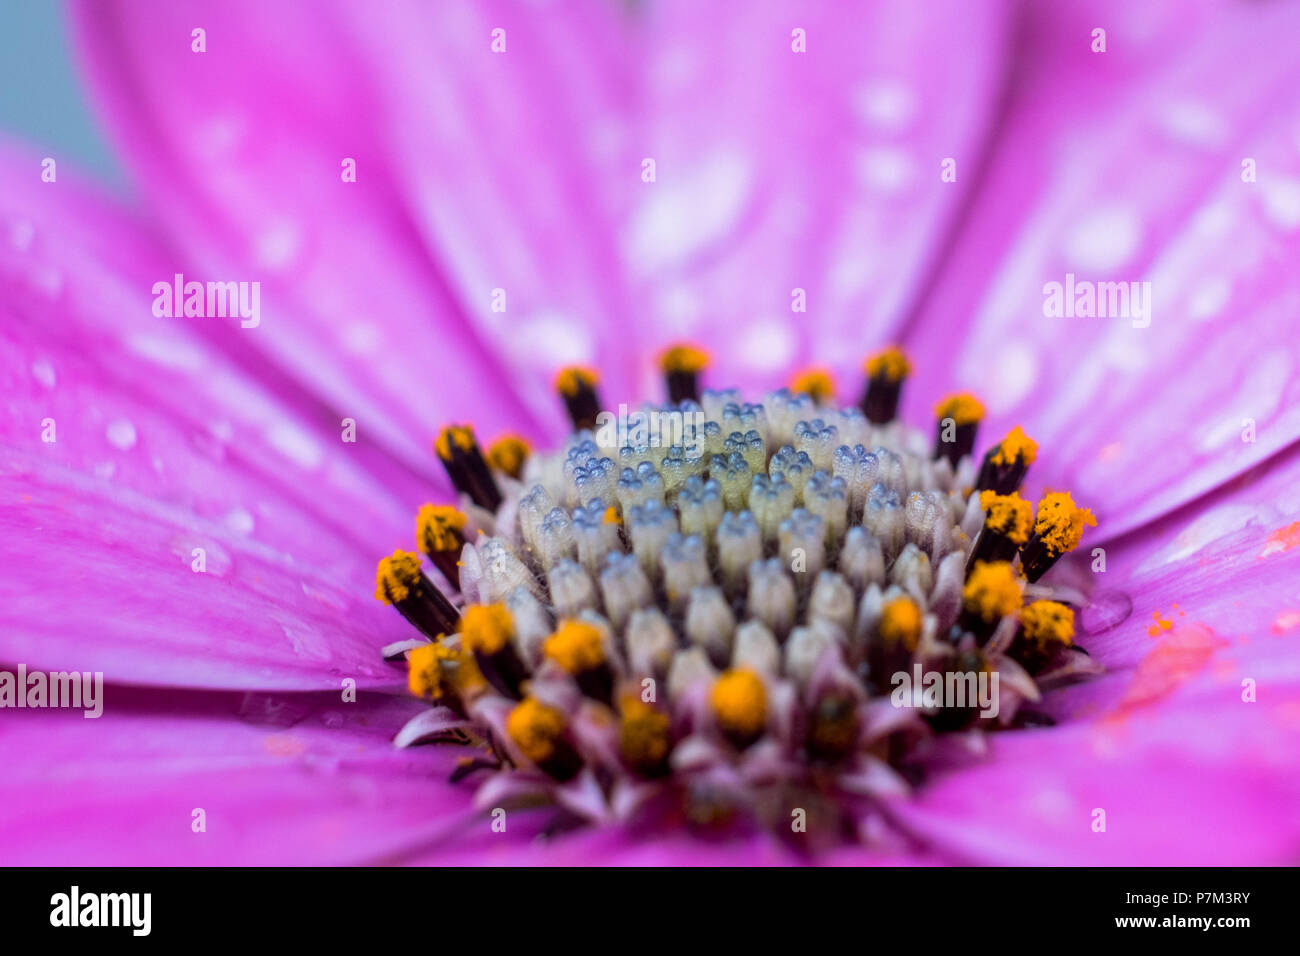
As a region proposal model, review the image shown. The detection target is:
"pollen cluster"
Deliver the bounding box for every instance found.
[376,345,1101,843]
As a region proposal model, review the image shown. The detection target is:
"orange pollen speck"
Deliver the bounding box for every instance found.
[1260,522,1300,558]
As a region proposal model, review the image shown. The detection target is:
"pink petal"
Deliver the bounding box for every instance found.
[69,0,544,463]
[890,694,1300,865]
[0,145,423,689]
[900,0,1300,538]
[1049,440,1300,718]
[339,0,644,417]
[0,690,480,865]
[892,444,1300,864]
[626,0,1010,396]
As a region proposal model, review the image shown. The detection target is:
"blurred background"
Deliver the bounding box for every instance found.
[0,3,121,186]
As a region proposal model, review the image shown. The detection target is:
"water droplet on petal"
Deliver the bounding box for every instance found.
[1079,590,1133,635]
[10,219,35,251]
[30,358,55,388]
[224,507,255,535]
[236,692,311,728]
[106,419,137,450]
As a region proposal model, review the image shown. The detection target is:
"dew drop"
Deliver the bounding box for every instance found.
[106,418,137,450]
[1078,590,1133,635]
[224,507,255,535]
[236,692,311,728]
[31,358,55,389]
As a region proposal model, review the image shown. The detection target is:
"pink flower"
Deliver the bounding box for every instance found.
[2,0,1298,865]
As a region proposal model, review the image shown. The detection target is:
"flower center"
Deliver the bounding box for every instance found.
[375,343,1100,846]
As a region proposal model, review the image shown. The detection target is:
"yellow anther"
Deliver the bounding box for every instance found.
[408,640,486,702]
[408,642,442,699]
[864,346,911,382]
[602,505,621,525]
[486,434,530,479]
[978,490,1034,544]
[934,393,985,426]
[879,596,922,651]
[1020,601,1075,650]
[459,603,514,655]
[962,561,1023,622]
[506,697,568,765]
[374,550,423,605]
[618,695,672,769]
[416,504,466,555]
[1034,492,1097,556]
[555,366,599,397]
[434,424,477,461]
[659,343,710,374]
[711,669,767,740]
[990,426,1038,466]
[543,620,606,674]
[790,367,835,403]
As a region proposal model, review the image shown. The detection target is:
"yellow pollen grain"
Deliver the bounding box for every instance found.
[374,550,422,605]
[555,366,599,397]
[459,603,514,655]
[1020,601,1075,650]
[790,367,835,403]
[543,620,606,674]
[979,490,1034,544]
[434,424,477,461]
[879,596,922,651]
[486,434,530,479]
[603,505,621,525]
[990,426,1038,466]
[416,504,466,555]
[506,697,567,765]
[711,669,767,739]
[618,695,672,768]
[407,640,487,702]
[963,561,1023,622]
[659,343,709,374]
[934,392,985,426]
[407,642,442,699]
[1148,609,1175,636]
[1034,492,1097,556]
[864,346,911,382]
